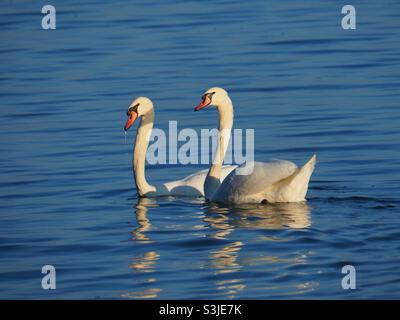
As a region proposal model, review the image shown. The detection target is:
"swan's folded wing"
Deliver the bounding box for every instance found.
[212,160,298,202]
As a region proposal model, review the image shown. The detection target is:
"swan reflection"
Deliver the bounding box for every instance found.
[125,198,313,299]
[204,201,311,231]
[210,241,245,299]
[129,251,160,272]
[123,198,161,299]
[122,249,162,299]
[131,197,159,243]
[203,201,312,298]
[210,241,243,274]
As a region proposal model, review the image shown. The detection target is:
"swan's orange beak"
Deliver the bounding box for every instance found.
[124,111,138,131]
[194,95,211,111]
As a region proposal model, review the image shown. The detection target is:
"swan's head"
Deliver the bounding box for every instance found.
[124,97,153,131]
[194,87,230,111]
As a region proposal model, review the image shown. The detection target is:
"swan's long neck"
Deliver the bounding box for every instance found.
[133,110,156,196]
[204,98,233,200]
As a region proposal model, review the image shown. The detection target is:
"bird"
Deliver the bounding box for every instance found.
[194,87,316,204]
[124,96,236,197]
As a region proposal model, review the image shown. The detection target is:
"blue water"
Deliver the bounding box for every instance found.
[1,0,400,299]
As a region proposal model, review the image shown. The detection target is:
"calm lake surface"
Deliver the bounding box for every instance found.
[1,0,400,299]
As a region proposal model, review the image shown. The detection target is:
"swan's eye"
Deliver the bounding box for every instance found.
[127,103,140,116]
[202,92,215,102]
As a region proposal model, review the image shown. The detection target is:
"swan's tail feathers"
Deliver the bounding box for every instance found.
[286,154,317,201]
[303,154,317,173]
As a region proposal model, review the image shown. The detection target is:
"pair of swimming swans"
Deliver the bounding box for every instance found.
[124,87,316,204]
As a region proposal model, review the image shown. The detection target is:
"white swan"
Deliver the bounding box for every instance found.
[194,87,316,204]
[124,96,236,197]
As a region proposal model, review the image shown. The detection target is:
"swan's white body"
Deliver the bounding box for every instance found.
[125,97,236,197]
[211,157,316,204]
[195,87,316,204]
